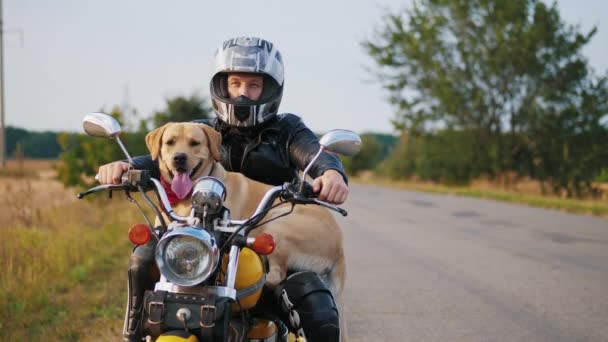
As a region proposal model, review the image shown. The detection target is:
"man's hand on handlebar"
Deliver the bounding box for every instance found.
[312,169,349,205]
[98,161,129,185]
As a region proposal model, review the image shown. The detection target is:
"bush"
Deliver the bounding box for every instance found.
[342,134,384,175]
[414,130,478,185]
[595,169,608,183]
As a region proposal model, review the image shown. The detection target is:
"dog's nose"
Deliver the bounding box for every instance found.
[173,153,187,166]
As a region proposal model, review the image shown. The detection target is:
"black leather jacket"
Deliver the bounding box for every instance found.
[131,113,347,186]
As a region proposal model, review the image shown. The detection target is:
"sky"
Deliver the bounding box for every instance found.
[4,0,608,135]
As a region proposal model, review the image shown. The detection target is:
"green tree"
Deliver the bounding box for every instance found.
[524,78,608,196]
[364,0,608,195]
[377,132,417,179]
[414,129,478,184]
[6,127,61,159]
[150,94,212,128]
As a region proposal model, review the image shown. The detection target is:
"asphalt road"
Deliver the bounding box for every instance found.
[341,184,608,342]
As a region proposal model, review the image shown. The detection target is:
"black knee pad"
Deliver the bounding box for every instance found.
[275,271,340,341]
[125,241,159,340]
[129,240,156,272]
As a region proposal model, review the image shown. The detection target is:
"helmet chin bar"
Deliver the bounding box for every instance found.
[233,95,255,122]
[234,105,251,122]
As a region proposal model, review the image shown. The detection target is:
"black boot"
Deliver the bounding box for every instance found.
[123,240,158,342]
[123,283,143,342]
[276,271,340,342]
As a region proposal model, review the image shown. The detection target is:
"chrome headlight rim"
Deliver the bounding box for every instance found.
[191,176,227,215]
[155,227,219,286]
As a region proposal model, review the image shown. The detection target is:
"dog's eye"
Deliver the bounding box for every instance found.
[165,139,175,146]
[189,140,201,147]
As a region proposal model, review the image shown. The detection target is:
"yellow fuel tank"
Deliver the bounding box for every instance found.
[156,331,199,342]
[220,247,265,311]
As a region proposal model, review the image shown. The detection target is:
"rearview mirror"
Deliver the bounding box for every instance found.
[82,112,133,164]
[83,112,122,138]
[300,130,362,187]
[319,129,362,156]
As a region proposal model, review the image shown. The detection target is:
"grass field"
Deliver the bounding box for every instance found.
[0,160,140,340]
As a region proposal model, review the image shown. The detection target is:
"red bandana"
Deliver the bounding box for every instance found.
[160,176,192,206]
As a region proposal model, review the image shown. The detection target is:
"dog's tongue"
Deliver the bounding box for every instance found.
[171,173,192,199]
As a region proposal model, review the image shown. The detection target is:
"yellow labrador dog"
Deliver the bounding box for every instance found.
[145,122,347,311]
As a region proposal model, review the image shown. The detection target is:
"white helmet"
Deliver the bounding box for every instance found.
[210,36,284,128]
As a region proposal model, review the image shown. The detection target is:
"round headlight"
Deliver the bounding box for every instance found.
[155,227,219,286]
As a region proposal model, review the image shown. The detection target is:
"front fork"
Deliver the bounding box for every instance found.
[225,245,240,288]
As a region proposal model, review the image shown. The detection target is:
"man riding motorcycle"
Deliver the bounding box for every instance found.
[98,36,348,341]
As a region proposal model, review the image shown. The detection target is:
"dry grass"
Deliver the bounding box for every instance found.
[4,158,57,170]
[0,160,142,340]
[0,174,73,227]
[354,172,608,217]
[0,158,56,179]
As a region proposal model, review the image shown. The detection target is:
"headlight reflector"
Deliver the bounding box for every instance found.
[156,227,219,286]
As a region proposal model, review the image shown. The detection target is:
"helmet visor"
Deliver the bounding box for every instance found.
[211,73,282,105]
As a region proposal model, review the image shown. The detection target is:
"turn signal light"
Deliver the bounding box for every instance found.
[128,223,151,245]
[252,233,275,255]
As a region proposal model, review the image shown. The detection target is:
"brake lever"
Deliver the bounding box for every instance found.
[311,199,348,217]
[77,183,128,199]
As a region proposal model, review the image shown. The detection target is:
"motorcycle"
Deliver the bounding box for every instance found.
[77,113,361,342]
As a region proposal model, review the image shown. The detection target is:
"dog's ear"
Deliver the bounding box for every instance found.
[145,123,171,160]
[199,124,222,161]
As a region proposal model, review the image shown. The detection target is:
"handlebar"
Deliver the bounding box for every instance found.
[78,172,348,227]
[78,170,149,199]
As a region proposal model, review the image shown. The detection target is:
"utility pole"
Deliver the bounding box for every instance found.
[0,0,5,169]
